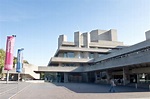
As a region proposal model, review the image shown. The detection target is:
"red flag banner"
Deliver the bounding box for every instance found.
[4,36,15,70]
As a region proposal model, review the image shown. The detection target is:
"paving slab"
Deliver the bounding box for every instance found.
[0,81,150,99]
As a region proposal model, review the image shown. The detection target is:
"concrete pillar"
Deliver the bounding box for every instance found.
[44,73,47,82]
[40,73,42,79]
[106,71,112,84]
[64,73,68,83]
[59,63,62,66]
[58,35,67,48]
[94,72,99,83]
[22,74,25,81]
[82,32,90,48]
[74,31,81,47]
[137,74,139,83]
[123,67,130,85]
[82,73,88,82]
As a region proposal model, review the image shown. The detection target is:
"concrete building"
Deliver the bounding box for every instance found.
[37,29,150,84]
[3,29,150,85]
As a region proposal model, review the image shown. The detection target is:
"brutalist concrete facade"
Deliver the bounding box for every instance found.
[47,29,126,83]
[42,29,150,85]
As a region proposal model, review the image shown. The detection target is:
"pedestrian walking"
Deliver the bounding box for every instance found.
[109,78,116,92]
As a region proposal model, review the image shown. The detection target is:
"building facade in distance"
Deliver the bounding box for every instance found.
[44,29,150,84]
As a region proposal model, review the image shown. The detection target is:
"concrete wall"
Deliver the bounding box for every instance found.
[90,29,117,42]
[84,48,150,72]
[98,30,111,41]
[94,39,150,62]
[82,32,90,48]
[145,30,150,40]
[90,29,107,42]
[109,29,118,41]
[58,35,67,47]
[24,64,40,79]
[89,41,124,48]
[2,64,40,79]
[74,31,81,47]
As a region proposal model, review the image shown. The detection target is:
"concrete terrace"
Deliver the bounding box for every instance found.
[0,81,150,99]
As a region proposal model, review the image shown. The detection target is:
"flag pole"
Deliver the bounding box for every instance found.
[18,73,20,83]
[6,70,9,84]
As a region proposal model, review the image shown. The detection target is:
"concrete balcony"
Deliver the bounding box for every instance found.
[89,41,124,47]
[37,66,83,73]
[50,57,93,63]
[59,46,110,53]
[61,41,75,46]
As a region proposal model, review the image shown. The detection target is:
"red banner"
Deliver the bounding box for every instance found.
[4,36,15,70]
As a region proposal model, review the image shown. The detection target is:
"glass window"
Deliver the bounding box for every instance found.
[62,63,75,66]
[89,52,94,59]
[98,53,103,58]
[64,52,74,58]
[64,52,67,58]
[68,52,74,58]
[80,52,84,58]
[98,53,106,58]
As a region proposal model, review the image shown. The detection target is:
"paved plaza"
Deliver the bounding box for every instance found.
[0,81,150,99]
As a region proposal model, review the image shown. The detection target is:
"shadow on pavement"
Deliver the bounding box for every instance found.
[53,82,150,93]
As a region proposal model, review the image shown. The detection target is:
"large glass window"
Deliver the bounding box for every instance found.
[63,52,74,58]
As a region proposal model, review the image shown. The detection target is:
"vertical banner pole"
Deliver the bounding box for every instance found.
[6,70,9,84]
[18,73,20,83]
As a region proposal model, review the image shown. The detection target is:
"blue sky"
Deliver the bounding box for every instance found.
[0,0,150,66]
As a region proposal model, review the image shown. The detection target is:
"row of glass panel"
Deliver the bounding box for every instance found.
[62,52,106,59]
